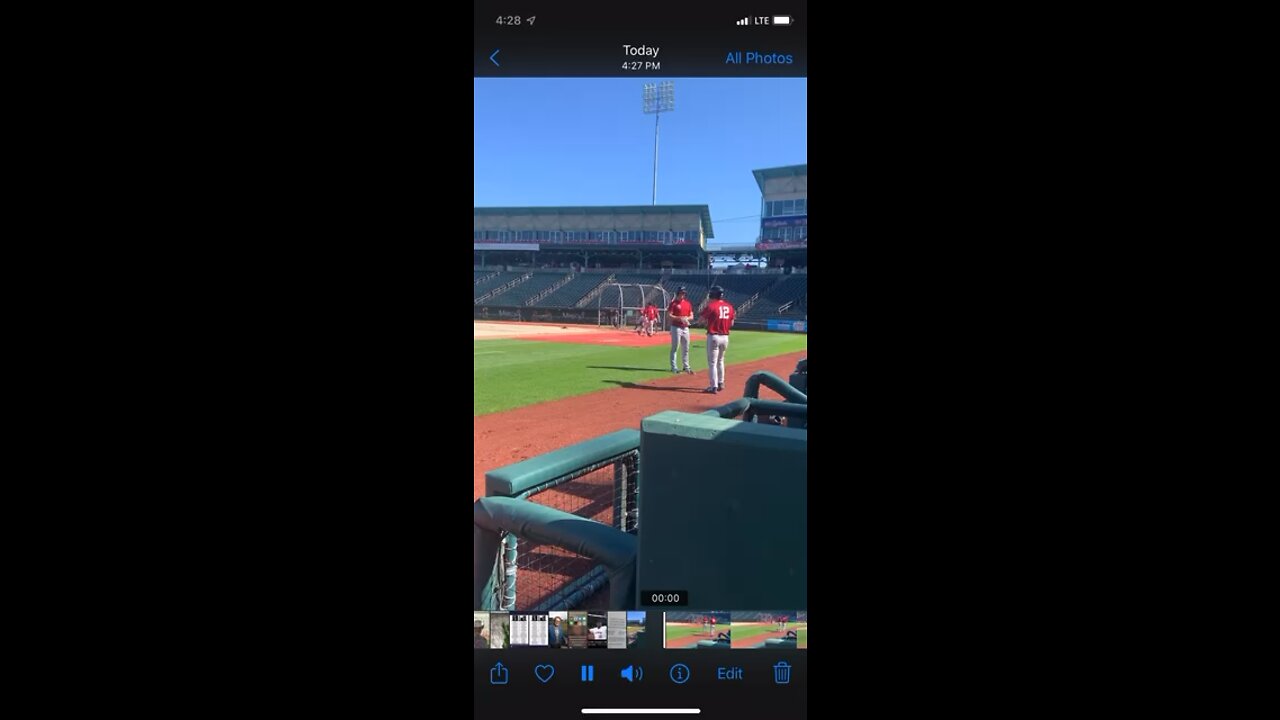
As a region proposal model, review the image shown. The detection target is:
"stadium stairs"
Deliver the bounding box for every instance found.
[475,272,532,304]
[478,271,572,307]
[473,271,509,300]
[734,274,808,328]
[507,272,614,308]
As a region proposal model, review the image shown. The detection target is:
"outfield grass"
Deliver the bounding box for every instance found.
[665,624,715,642]
[474,330,807,416]
[731,624,779,643]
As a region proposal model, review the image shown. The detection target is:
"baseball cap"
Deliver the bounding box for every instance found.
[474,619,484,628]
[677,286,686,292]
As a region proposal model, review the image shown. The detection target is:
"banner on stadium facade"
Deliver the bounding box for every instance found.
[755,241,808,250]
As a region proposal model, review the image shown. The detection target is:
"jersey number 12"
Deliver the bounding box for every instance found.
[718,307,731,319]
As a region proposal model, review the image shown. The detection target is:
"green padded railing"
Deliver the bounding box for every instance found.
[474,496,637,611]
[478,429,642,611]
[485,429,641,499]
[473,357,808,611]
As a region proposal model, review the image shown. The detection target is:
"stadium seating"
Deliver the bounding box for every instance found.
[657,275,771,315]
[474,272,508,299]
[736,274,808,323]
[478,271,572,306]
[609,273,665,305]
[601,284,648,311]
[470,269,806,323]
[535,274,613,307]
[712,275,777,309]
[612,272,665,286]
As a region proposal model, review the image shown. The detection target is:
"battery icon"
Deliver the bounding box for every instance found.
[773,15,792,26]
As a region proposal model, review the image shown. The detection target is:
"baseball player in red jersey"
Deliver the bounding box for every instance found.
[642,302,659,336]
[667,288,695,374]
[699,285,735,393]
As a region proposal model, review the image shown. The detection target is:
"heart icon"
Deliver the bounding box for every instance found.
[535,664,555,683]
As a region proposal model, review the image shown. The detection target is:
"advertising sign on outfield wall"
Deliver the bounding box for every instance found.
[766,319,808,333]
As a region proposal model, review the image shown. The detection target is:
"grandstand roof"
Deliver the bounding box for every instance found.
[752,164,807,193]
[474,205,715,238]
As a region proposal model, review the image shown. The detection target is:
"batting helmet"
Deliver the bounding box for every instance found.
[709,285,724,299]
[677,286,687,293]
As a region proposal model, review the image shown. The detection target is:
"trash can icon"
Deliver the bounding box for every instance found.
[773,661,792,685]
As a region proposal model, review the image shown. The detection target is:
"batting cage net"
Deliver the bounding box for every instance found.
[596,283,669,332]
[481,445,640,611]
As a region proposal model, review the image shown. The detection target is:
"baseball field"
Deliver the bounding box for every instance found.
[731,621,808,648]
[665,622,723,649]
[473,321,807,500]
[664,613,733,648]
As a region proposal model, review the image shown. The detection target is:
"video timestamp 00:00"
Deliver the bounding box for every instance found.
[643,590,688,606]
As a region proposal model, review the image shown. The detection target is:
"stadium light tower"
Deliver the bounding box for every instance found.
[642,81,674,205]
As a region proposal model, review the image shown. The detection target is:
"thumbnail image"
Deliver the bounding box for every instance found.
[607,611,649,649]
[566,610,590,648]
[731,611,798,649]
[607,611,627,649]
[489,612,510,649]
[587,611,609,648]
[664,611,730,649]
[797,610,807,649]
[509,612,528,646]
[473,611,490,649]
[508,612,549,647]
[547,611,569,648]
[626,611,648,649]
[528,612,549,647]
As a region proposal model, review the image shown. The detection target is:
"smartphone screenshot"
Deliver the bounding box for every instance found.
[474,2,807,716]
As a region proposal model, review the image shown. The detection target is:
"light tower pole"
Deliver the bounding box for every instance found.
[642,81,674,205]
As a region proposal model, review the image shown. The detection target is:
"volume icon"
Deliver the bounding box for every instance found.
[621,664,644,682]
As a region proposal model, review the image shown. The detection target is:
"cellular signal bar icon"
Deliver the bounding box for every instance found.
[736,16,749,26]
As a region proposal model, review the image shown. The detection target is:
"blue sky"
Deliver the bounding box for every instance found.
[474,78,806,248]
